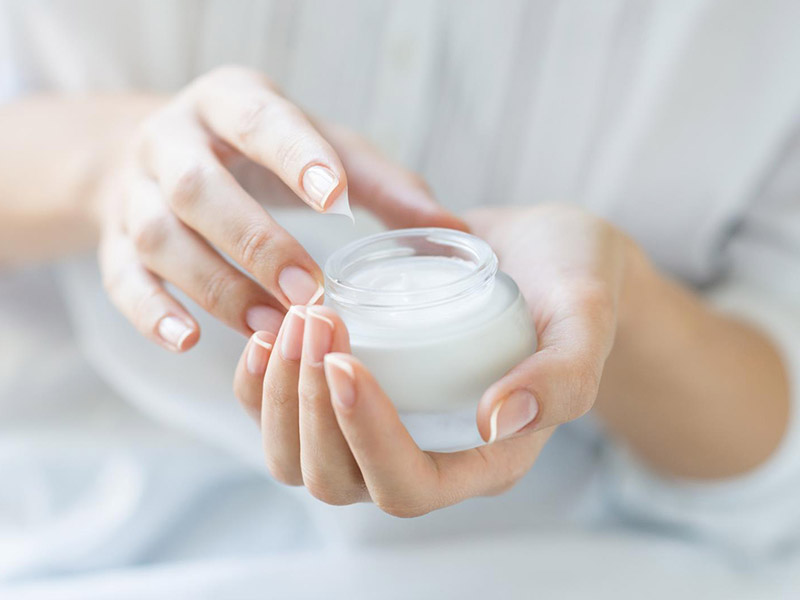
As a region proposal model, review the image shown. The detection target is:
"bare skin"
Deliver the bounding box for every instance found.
[232,206,789,516]
[0,67,790,516]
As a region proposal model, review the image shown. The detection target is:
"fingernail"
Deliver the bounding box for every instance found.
[278,266,323,305]
[157,316,194,351]
[324,355,356,409]
[302,164,340,209]
[304,307,334,365]
[246,331,275,376]
[245,305,283,335]
[280,305,306,361]
[488,390,539,443]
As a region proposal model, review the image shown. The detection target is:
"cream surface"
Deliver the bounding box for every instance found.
[347,256,473,292]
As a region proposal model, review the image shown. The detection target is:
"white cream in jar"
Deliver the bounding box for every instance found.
[324,228,537,451]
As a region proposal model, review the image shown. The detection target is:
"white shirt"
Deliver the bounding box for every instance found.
[2,0,800,596]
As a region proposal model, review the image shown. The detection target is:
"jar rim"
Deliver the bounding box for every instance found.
[323,228,498,311]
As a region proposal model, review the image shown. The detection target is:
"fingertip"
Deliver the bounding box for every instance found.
[245,305,284,337]
[156,315,200,352]
[178,327,201,352]
[306,304,342,328]
[476,380,503,441]
[307,305,351,352]
[278,266,324,307]
[246,330,275,376]
[278,305,306,361]
[301,163,348,212]
[323,352,357,410]
[252,330,277,350]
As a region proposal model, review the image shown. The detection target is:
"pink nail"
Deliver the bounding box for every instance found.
[157,316,194,351]
[280,306,306,361]
[246,332,274,375]
[304,307,334,365]
[323,355,356,409]
[488,390,539,443]
[302,164,339,209]
[245,305,283,335]
[278,266,323,306]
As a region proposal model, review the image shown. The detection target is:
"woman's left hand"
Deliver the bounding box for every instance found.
[233,204,642,515]
[233,304,554,516]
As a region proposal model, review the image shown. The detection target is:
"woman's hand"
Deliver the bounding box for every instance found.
[466,204,638,442]
[472,205,790,481]
[232,204,642,515]
[233,305,555,517]
[95,66,463,352]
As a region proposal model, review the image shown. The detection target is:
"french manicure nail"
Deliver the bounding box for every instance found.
[245,305,283,335]
[302,164,340,209]
[280,306,306,361]
[488,390,539,443]
[305,307,334,365]
[278,266,323,305]
[324,355,356,408]
[157,316,193,351]
[246,331,275,375]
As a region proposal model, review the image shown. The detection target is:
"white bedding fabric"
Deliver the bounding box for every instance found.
[2,0,800,597]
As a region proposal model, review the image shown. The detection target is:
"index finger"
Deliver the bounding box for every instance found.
[191,66,348,212]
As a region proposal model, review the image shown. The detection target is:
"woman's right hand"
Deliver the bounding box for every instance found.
[95,66,464,352]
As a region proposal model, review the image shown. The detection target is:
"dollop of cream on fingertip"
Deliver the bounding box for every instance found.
[323,187,354,222]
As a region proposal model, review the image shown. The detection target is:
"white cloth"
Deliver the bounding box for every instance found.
[2,0,800,595]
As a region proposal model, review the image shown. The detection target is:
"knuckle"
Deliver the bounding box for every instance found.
[235,94,297,146]
[274,130,312,174]
[199,267,239,313]
[263,376,293,407]
[131,213,173,256]
[236,96,271,144]
[168,162,213,212]
[477,446,524,496]
[500,459,531,493]
[297,381,328,409]
[236,224,274,271]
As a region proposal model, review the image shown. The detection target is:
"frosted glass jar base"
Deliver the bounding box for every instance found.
[399,407,484,452]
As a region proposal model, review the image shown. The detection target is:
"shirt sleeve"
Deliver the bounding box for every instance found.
[601,120,800,562]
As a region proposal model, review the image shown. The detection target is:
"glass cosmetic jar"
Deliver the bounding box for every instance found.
[324,228,537,451]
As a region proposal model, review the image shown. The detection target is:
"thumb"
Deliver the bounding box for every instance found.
[321,124,468,231]
[477,296,615,443]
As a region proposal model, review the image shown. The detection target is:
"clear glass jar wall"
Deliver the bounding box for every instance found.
[324,228,537,451]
